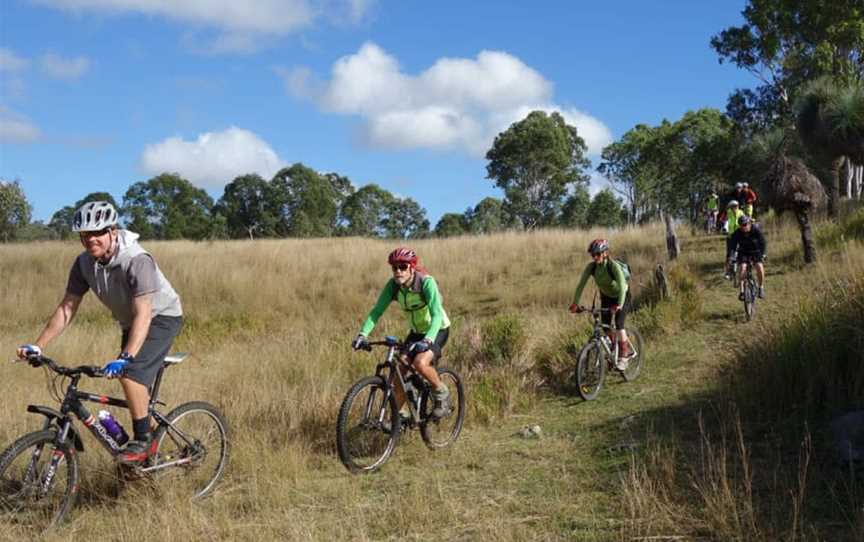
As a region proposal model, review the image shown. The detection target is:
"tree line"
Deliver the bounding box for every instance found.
[3,0,861,254]
[0,110,630,242]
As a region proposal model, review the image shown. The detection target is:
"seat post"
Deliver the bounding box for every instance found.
[149,366,167,404]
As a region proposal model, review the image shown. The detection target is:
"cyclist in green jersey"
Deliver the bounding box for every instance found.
[724,200,746,280]
[705,191,720,231]
[569,239,634,368]
[352,247,452,419]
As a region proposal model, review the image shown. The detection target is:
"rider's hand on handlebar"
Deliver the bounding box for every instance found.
[569,303,583,314]
[609,304,620,314]
[351,334,369,351]
[102,352,133,379]
[16,343,41,361]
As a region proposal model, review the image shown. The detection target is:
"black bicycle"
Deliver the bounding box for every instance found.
[336,337,465,473]
[738,256,760,321]
[573,306,644,401]
[0,353,229,532]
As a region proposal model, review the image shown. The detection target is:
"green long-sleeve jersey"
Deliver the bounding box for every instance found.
[360,272,451,341]
[571,259,628,306]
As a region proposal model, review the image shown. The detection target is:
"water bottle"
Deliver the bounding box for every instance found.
[98,410,129,446]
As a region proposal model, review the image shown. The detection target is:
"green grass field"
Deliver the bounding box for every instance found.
[0,216,862,541]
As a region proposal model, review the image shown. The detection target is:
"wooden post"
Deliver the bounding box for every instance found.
[655,264,670,299]
[664,214,680,260]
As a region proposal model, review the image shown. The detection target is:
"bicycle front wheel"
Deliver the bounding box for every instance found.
[151,401,230,499]
[575,341,606,401]
[744,278,757,321]
[0,430,79,533]
[420,367,466,450]
[336,376,400,473]
[620,328,645,382]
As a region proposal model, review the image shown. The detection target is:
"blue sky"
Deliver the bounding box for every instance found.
[0,0,754,225]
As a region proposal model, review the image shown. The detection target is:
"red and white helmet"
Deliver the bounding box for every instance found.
[587,238,609,254]
[387,247,418,266]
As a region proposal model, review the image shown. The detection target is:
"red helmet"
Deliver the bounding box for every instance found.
[387,247,418,266]
[587,239,609,254]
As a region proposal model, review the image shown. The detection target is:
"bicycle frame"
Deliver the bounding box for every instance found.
[25,357,199,476]
[367,338,428,426]
[588,313,619,363]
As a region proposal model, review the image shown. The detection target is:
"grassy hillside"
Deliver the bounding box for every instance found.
[0,217,861,541]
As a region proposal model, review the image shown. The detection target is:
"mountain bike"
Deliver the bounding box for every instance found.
[0,353,229,533]
[572,306,644,401]
[336,336,465,474]
[738,256,760,321]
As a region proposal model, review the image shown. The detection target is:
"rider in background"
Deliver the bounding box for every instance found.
[729,215,767,299]
[569,239,634,369]
[741,183,758,218]
[352,248,452,419]
[724,200,746,280]
[16,201,183,465]
[705,190,720,232]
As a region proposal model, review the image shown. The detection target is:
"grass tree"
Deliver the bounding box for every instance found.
[795,78,864,217]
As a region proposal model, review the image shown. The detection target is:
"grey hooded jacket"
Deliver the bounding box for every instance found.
[67,230,182,329]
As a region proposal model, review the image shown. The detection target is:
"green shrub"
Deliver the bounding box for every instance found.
[481,313,527,365]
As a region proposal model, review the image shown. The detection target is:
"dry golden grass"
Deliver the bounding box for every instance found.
[0,216,861,541]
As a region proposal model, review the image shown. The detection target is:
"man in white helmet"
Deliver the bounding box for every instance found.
[16,201,183,465]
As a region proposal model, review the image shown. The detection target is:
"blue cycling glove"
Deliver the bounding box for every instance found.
[103,352,133,378]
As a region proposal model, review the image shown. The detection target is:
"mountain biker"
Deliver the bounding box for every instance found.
[729,215,767,299]
[569,239,634,369]
[352,247,452,420]
[741,183,758,218]
[705,190,720,231]
[724,200,746,280]
[15,201,183,465]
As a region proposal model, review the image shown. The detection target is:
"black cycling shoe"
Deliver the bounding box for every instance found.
[382,413,411,434]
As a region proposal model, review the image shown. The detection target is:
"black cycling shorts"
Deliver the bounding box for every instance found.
[600,291,631,330]
[405,327,449,364]
[738,253,764,264]
[120,315,183,390]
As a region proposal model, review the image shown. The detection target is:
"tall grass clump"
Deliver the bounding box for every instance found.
[479,313,526,366]
[630,263,705,338]
[731,273,864,425]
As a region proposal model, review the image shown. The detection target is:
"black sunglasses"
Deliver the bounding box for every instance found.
[79,228,111,239]
[391,263,410,272]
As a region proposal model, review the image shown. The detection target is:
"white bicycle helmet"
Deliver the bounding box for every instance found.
[72,201,118,232]
[727,199,739,208]
[735,182,744,190]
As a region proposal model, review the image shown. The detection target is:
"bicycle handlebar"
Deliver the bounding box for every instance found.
[574,305,613,315]
[17,354,104,378]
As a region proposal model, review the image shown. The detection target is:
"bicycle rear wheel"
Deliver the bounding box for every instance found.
[619,328,645,382]
[150,401,230,499]
[574,341,606,401]
[0,430,78,533]
[336,376,400,473]
[420,367,466,450]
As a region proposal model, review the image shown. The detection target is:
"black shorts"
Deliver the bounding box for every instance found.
[600,291,631,330]
[726,237,737,258]
[405,327,449,364]
[738,253,763,264]
[120,315,183,389]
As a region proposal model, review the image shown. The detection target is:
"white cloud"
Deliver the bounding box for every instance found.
[33,0,377,51]
[0,106,41,144]
[140,127,286,188]
[282,42,612,156]
[0,48,29,72]
[40,53,91,80]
